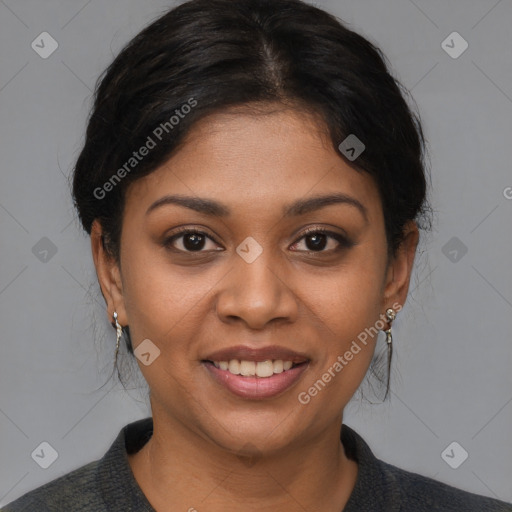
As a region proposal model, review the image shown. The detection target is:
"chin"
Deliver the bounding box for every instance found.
[197,407,306,455]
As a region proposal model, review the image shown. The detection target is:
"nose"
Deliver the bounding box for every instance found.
[216,250,299,330]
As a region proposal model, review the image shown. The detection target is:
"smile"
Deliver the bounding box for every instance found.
[212,359,294,377]
[202,359,310,399]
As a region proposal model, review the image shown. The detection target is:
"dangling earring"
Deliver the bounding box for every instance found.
[382,307,396,400]
[113,311,123,361]
[384,307,396,345]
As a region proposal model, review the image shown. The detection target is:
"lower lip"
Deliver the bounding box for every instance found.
[203,361,309,399]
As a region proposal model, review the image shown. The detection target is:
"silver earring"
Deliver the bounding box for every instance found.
[382,307,397,401]
[384,307,396,345]
[113,311,122,359]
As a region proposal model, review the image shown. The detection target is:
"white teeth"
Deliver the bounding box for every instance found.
[273,360,284,373]
[213,359,299,377]
[256,360,274,378]
[228,359,240,374]
[240,360,256,376]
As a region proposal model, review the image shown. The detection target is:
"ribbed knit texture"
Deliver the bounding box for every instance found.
[3,417,511,511]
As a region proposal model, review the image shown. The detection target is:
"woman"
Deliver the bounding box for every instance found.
[3,0,511,510]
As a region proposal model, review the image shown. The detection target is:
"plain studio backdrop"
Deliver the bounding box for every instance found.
[0,0,511,507]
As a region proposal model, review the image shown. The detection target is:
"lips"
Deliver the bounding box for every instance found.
[202,345,310,399]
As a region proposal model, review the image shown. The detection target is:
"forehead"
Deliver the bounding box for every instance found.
[124,107,382,221]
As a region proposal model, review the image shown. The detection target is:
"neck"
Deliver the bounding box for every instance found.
[128,413,358,512]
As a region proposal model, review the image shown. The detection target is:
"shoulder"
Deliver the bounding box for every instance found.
[382,460,512,511]
[1,460,104,512]
[2,417,153,512]
[341,424,512,512]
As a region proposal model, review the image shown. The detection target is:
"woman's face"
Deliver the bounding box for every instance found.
[93,106,417,455]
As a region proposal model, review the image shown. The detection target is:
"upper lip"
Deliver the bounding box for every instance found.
[203,345,310,364]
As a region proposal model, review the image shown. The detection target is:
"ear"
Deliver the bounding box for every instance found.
[90,220,128,326]
[382,220,419,312]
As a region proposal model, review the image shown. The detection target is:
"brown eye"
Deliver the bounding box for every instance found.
[164,228,221,252]
[291,228,354,253]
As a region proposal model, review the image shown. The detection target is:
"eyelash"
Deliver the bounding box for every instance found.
[163,226,353,254]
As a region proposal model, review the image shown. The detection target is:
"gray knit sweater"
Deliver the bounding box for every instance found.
[3,417,511,511]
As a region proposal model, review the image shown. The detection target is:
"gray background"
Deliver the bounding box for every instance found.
[1,0,511,507]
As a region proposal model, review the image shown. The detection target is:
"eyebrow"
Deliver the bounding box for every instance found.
[145,193,368,222]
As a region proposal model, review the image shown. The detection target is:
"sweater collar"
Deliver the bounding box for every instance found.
[97,416,401,511]
[341,423,402,511]
[97,417,155,511]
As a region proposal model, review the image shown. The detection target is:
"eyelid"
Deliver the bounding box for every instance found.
[298,225,348,240]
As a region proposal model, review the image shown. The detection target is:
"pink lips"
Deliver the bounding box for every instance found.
[202,345,310,400]
[203,361,309,399]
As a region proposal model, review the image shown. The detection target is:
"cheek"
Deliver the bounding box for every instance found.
[119,240,219,348]
[302,246,387,396]
[297,263,385,411]
[314,250,386,338]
